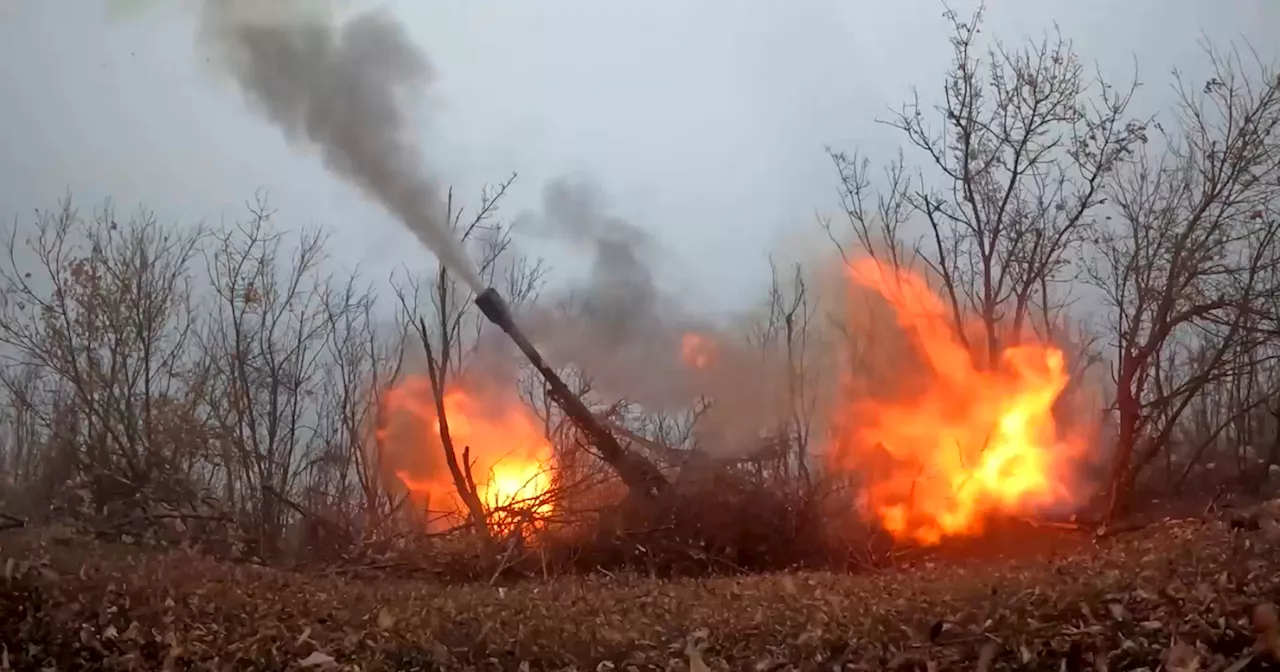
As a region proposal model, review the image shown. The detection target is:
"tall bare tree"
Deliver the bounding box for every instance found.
[312,274,408,544]
[744,259,824,486]
[0,198,206,511]
[200,192,372,554]
[1087,44,1280,518]
[829,4,1145,366]
[393,174,548,541]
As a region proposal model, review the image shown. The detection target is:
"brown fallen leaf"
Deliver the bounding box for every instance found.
[1222,653,1254,672]
[687,633,711,672]
[1163,639,1200,672]
[1258,499,1280,520]
[376,607,396,630]
[1252,603,1279,658]
[1107,602,1129,621]
[1079,602,1095,623]
[975,640,997,672]
[688,647,711,672]
[297,651,336,668]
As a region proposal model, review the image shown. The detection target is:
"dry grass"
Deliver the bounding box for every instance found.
[2,518,1279,671]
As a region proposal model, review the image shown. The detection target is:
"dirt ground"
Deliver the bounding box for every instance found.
[2,517,1279,671]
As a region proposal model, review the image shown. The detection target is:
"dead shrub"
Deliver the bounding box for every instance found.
[529,463,857,577]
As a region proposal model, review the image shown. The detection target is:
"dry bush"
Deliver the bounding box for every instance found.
[0,194,402,562]
[536,466,814,576]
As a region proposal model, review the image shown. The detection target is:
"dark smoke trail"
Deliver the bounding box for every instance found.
[515,177,702,411]
[198,0,482,292]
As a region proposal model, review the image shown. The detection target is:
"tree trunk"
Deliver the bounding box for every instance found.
[421,326,492,545]
[1106,366,1141,524]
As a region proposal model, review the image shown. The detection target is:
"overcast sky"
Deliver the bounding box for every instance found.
[1,0,1277,313]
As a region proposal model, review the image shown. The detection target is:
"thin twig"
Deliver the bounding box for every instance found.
[1017,516,1086,531]
[328,561,408,575]
[1203,485,1228,516]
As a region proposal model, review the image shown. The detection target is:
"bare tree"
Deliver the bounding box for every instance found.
[0,191,540,557]
[1163,334,1280,494]
[313,275,408,544]
[1086,43,1280,519]
[200,192,367,555]
[0,198,206,513]
[829,4,1145,366]
[744,259,824,486]
[0,362,50,510]
[393,174,549,542]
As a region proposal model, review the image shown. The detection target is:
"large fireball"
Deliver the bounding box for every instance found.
[377,376,555,531]
[834,258,1080,545]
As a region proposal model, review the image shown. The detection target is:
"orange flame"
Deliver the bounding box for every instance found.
[378,376,554,531]
[834,258,1080,545]
[681,332,716,369]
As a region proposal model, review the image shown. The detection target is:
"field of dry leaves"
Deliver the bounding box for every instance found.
[2,513,1279,672]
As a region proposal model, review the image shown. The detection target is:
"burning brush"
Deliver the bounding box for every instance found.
[474,288,668,499]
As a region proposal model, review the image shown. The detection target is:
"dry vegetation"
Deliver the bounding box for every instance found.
[4,5,1280,670]
[3,516,1280,670]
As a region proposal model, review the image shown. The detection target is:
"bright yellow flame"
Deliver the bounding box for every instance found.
[379,378,554,531]
[435,390,553,519]
[831,258,1079,545]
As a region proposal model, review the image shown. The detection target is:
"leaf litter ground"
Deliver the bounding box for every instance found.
[2,518,1278,671]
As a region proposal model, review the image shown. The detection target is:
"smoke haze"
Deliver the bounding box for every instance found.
[171,1,860,493]
[198,0,483,292]
[196,1,799,457]
[518,177,702,412]
[503,177,838,459]
[541,178,661,341]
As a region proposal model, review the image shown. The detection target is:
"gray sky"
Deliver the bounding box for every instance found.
[2,0,1277,313]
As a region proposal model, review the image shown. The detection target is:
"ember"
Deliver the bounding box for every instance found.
[680,332,717,369]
